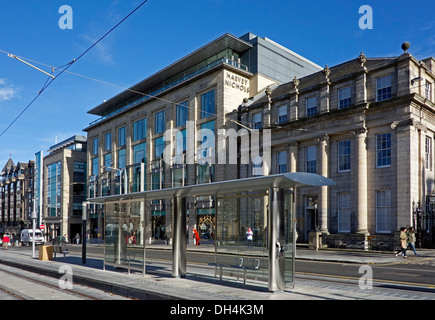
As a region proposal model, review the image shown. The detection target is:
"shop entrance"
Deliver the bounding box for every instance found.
[152,215,166,241]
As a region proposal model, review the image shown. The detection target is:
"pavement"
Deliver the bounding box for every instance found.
[0,243,435,301]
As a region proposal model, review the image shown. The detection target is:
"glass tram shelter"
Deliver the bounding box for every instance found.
[90,172,334,292]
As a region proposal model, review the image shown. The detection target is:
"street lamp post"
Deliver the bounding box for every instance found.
[82,201,87,264]
[31,201,37,258]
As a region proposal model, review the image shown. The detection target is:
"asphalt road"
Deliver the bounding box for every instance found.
[59,245,435,291]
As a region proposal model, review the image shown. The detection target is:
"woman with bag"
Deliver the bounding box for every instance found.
[395,227,408,258]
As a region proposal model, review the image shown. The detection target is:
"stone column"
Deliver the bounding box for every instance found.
[289,77,299,121]
[289,143,298,173]
[318,135,329,233]
[352,128,369,234]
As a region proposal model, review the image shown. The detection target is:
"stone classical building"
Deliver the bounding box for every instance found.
[0,158,35,239]
[83,33,322,243]
[42,135,87,242]
[233,44,435,249]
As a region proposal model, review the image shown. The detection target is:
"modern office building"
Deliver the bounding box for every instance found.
[42,135,87,242]
[83,33,322,243]
[0,158,35,239]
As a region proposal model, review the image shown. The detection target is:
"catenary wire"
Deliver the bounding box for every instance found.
[0,0,150,138]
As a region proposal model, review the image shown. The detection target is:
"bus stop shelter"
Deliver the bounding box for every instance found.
[89,172,335,292]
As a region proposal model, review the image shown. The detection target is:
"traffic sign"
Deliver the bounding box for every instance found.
[40,224,45,231]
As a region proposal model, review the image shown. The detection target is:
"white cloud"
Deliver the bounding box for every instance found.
[79,34,114,65]
[0,78,19,102]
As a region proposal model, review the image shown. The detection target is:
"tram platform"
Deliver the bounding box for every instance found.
[0,244,434,301]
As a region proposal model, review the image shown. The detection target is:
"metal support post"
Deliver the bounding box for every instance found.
[268,187,285,292]
[82,201,87,264]
[172,196,187,278]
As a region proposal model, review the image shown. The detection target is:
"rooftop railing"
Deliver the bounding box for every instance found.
[89,58,248,126]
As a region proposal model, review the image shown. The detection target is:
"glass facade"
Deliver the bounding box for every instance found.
[47,162,61,217]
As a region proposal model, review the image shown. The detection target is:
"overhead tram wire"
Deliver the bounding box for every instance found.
[0,50,221,121]
[0,0,150,139]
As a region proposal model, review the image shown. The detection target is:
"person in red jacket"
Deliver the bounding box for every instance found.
[2,234,10,250]
[192,228,200,246]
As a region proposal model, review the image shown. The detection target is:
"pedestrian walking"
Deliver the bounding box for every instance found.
[395,227,408,258]
[192,228,200,246]
[74,233,80,244]
[246,227,253,247]
[2,233,10,250]
[407,227,419,256]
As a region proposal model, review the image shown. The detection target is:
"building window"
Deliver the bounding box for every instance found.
[198,121,215,163]
[133,142,146,164]
[92,157,98,176]
[197,163,214,184]
[104,153,112,170]
[172,166,186,188]
[277,105,287,124]
[338,193,351,232]
[426,81,433,102]
[118,149,126,169]
[338,140,351,172]
[133,142,146,192]
[277,151,287,173]
[155,110,165,134]
[426,136,432,171]
[175,129,187,156]
[104,132,112,151]
[252,156,263,177]
[118,126,126,147]
[376,75,392,102]
[253,112,262,129]
[92,137,99,155]
[376,190,391,233]
[176,101,189,127]
[201,90,215,118]
[376,133,391,168]
[338,86,351,109]
[133,118,147,141]
[306,96,317,117]
[306,145,317,173]
[154,136,165,160]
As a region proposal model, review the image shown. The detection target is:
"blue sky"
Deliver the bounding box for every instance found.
[0,0,434,166]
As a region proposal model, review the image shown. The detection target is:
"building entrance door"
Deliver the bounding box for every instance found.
[152,216,166,241]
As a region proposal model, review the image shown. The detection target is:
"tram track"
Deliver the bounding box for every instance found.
[0,264,129,300]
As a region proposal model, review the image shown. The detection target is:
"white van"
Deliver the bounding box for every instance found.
[20,229,45,246]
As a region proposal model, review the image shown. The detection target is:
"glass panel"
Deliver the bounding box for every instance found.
[216,192,269,284]
[284,191,295,286]
[104,201,145,270]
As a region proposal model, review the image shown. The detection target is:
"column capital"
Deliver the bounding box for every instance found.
[315,134,329,144]
[350,128,367,136]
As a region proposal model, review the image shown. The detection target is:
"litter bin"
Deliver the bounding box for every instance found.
[39,245,53,261]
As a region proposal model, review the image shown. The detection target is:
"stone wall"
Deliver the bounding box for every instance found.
[323,233,397,251]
